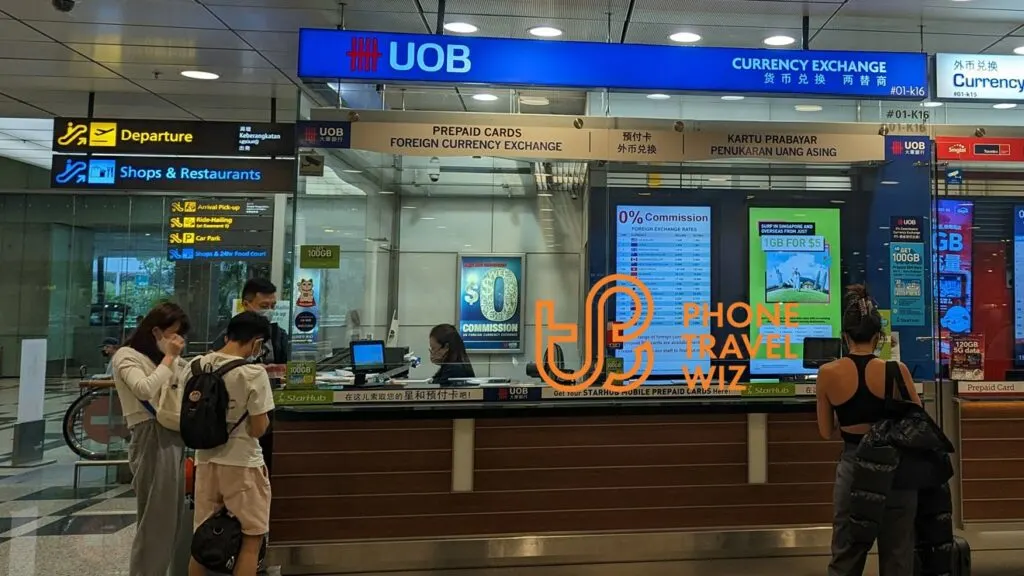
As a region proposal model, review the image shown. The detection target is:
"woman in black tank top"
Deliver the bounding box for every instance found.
[817,285,922,576]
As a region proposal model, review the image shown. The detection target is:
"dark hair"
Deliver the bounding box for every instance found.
[125,302,191,365]
[242,278,277,301]
[430,323,471,364]
[842,284,882,344]
[225,311,272,344]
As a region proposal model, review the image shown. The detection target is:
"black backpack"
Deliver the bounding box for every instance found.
[180,357,250,450]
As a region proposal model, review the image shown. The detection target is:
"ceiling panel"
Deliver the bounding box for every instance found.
[0,59,119,79]
[342,11,432,34]
[0,40,85,61]
[1,77,145,93]
[3,0,226,29]
[107,63,289,84]
[0,96,54,118]
[0,18,50,41]
[818,15,1019,37]
[204,6,345,32]
[238,30,299,52]
[985,37,1024,54]
[30,21,250,49]
[437,15,623,41]
[625,21,803,48]
[135,79,296,98]
[65,44,282,69]
[201,0,417,10]
[443,0,631,18]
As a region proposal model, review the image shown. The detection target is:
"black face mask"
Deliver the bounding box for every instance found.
[101,351,111,358]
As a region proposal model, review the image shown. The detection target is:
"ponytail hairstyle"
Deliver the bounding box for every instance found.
[841,284,882,344]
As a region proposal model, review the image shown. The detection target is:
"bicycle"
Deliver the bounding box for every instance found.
[62,381,130,460]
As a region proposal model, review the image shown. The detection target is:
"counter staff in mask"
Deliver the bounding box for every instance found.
[429,324,475,386]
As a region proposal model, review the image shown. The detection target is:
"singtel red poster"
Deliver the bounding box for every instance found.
[936,199,974,361]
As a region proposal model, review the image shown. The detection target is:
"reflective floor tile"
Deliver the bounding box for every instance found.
[31,514,137,536]
[0,532,133,575]
[16,487,109,501]
[0,500,85,518]
[73,498,135,515]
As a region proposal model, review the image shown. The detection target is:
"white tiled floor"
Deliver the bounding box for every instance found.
[0,378,139,576]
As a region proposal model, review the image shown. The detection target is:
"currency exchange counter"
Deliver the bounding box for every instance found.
[265,382,870,575]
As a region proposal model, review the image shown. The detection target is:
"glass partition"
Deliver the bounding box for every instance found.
[0,193,272,379]
[285,114,937,404]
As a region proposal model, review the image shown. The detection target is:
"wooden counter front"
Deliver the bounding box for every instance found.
[960,401,1024,522]
[270,411,837,543]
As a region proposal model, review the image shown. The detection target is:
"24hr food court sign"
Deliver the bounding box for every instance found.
[298,29,928,99]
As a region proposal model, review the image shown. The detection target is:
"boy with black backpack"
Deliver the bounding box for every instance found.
[182,312,275,576]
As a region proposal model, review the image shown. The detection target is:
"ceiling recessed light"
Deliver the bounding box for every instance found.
[880,180,900,185]
[721,95,745,101]
[1015,46,1024,55]
[647,93,671,100]
[443,22,478,33]
[669,32,702,43]
[421,217,436,220]
[763,35,796,47]
[993,103,1017,109]
[342,169,361,173]
[181,70,219,80]
[529,26,562,38]
[519,96,550,106]
[472,93,499,102]
[794,104,823,112]
[921,101,943,108]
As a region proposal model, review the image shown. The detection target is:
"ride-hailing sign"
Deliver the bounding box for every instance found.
[52,118,295,157]
[166,198,274,262]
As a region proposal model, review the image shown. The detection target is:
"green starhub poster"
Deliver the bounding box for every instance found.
[748,207,842,375]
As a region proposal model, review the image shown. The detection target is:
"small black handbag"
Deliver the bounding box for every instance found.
[191,509,244,573]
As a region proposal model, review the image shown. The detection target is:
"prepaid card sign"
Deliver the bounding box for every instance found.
[749,208,842,375]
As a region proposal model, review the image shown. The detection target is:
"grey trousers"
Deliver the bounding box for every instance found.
[128,420,188,576]
[828,443,918,576]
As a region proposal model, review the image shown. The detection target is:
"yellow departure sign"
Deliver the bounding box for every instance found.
[52,117,294,157]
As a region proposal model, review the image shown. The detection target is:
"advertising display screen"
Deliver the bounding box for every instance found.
[1015,206,1024,365]
[935,199,973,358]
[614,205,712,377]
[457,255,524,353]
[748,207,842,375]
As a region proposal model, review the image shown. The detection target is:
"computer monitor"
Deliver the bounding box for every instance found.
[803,337,842,369]
[350,340,386,373]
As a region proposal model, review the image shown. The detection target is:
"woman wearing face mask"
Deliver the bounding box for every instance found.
[428,323,475,386]
[111,301,191,576]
